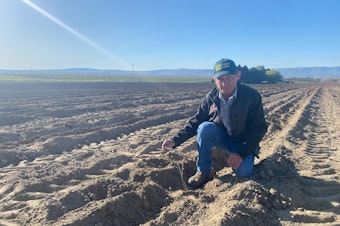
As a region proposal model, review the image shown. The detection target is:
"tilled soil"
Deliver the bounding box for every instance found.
[0,82,339,225]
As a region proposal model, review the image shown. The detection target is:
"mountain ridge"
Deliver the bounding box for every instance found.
[1,67,340,78]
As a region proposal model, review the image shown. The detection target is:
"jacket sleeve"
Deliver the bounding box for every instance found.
[236,93,268,159]
[172,95,211,147]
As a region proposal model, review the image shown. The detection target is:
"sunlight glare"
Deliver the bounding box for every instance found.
[21,0,130,69]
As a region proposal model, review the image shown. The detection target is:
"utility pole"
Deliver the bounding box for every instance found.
[132,64,135,82]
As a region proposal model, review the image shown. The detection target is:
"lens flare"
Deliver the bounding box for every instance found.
[21,0,130,69]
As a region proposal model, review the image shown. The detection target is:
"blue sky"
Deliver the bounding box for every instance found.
[0,0,339,70]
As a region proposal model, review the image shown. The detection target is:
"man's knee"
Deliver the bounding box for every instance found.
[234,167,253,178]
[233,154,254,178]
[197,122,217,138]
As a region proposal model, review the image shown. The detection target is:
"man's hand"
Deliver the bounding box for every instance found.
[227,153,243,170]
[162,139,175,153]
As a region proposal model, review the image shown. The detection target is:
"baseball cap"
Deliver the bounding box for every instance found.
[213,58,237,79]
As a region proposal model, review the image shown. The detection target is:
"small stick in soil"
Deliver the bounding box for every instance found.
[163,150,188,191]
[171,156,187,191]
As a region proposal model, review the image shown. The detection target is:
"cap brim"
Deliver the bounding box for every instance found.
[213,70,236,79]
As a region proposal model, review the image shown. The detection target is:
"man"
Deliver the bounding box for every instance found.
[162,58,268,189]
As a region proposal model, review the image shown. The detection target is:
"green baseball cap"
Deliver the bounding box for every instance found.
[213,58,237,79]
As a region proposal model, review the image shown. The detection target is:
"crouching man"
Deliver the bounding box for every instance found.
[162,58,268,189]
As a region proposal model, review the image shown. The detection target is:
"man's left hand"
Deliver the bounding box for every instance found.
[227,153,243,170]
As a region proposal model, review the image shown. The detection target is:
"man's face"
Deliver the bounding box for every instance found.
[214,71,240,98]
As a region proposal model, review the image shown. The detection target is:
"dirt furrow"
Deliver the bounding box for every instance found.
[260,86,320,158]
[264,85,340,225]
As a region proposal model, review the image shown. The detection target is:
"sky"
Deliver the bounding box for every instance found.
[0,0,339,71]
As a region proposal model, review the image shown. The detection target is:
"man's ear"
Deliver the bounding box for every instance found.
[236,71,241,80]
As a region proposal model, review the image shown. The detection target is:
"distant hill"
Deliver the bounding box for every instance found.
[275,67,340,78]
[0,68,212,76]
[1,67,340,78]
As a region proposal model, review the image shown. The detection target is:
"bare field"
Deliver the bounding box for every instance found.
[0,82,339,225]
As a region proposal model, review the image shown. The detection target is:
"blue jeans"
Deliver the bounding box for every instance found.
[196,122,254,178]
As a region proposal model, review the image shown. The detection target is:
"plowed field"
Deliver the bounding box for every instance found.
[0,82,339,225]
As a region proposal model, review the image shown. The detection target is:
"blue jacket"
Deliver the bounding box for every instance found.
[172,83,268,159]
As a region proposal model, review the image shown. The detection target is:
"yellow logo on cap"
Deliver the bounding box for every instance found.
[215,62,232,72]
[215,64,222,72]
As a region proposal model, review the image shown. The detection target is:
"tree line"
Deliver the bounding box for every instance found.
[237,65,283,84]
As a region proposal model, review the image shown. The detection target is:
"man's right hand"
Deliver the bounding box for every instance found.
[162,139,175,153]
